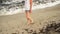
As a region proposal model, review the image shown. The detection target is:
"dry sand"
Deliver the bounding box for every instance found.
[0,4,60,34]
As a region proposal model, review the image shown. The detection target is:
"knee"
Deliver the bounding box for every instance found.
[26,17,30,20]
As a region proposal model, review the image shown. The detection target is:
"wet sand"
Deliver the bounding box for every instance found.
[0,4,60,34]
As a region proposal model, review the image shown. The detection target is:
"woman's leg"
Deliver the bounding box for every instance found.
[25,10,33,24]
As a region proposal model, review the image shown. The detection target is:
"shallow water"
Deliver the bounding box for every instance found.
[0,0,60,15]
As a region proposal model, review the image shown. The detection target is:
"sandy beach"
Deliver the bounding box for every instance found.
[0,4,60,34]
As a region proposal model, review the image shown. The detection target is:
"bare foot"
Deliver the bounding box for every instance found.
[27,19,34,25]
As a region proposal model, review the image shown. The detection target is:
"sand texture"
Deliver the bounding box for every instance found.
[0,4,60,34]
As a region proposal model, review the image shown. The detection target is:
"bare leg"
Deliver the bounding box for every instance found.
[25,10,33,24]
